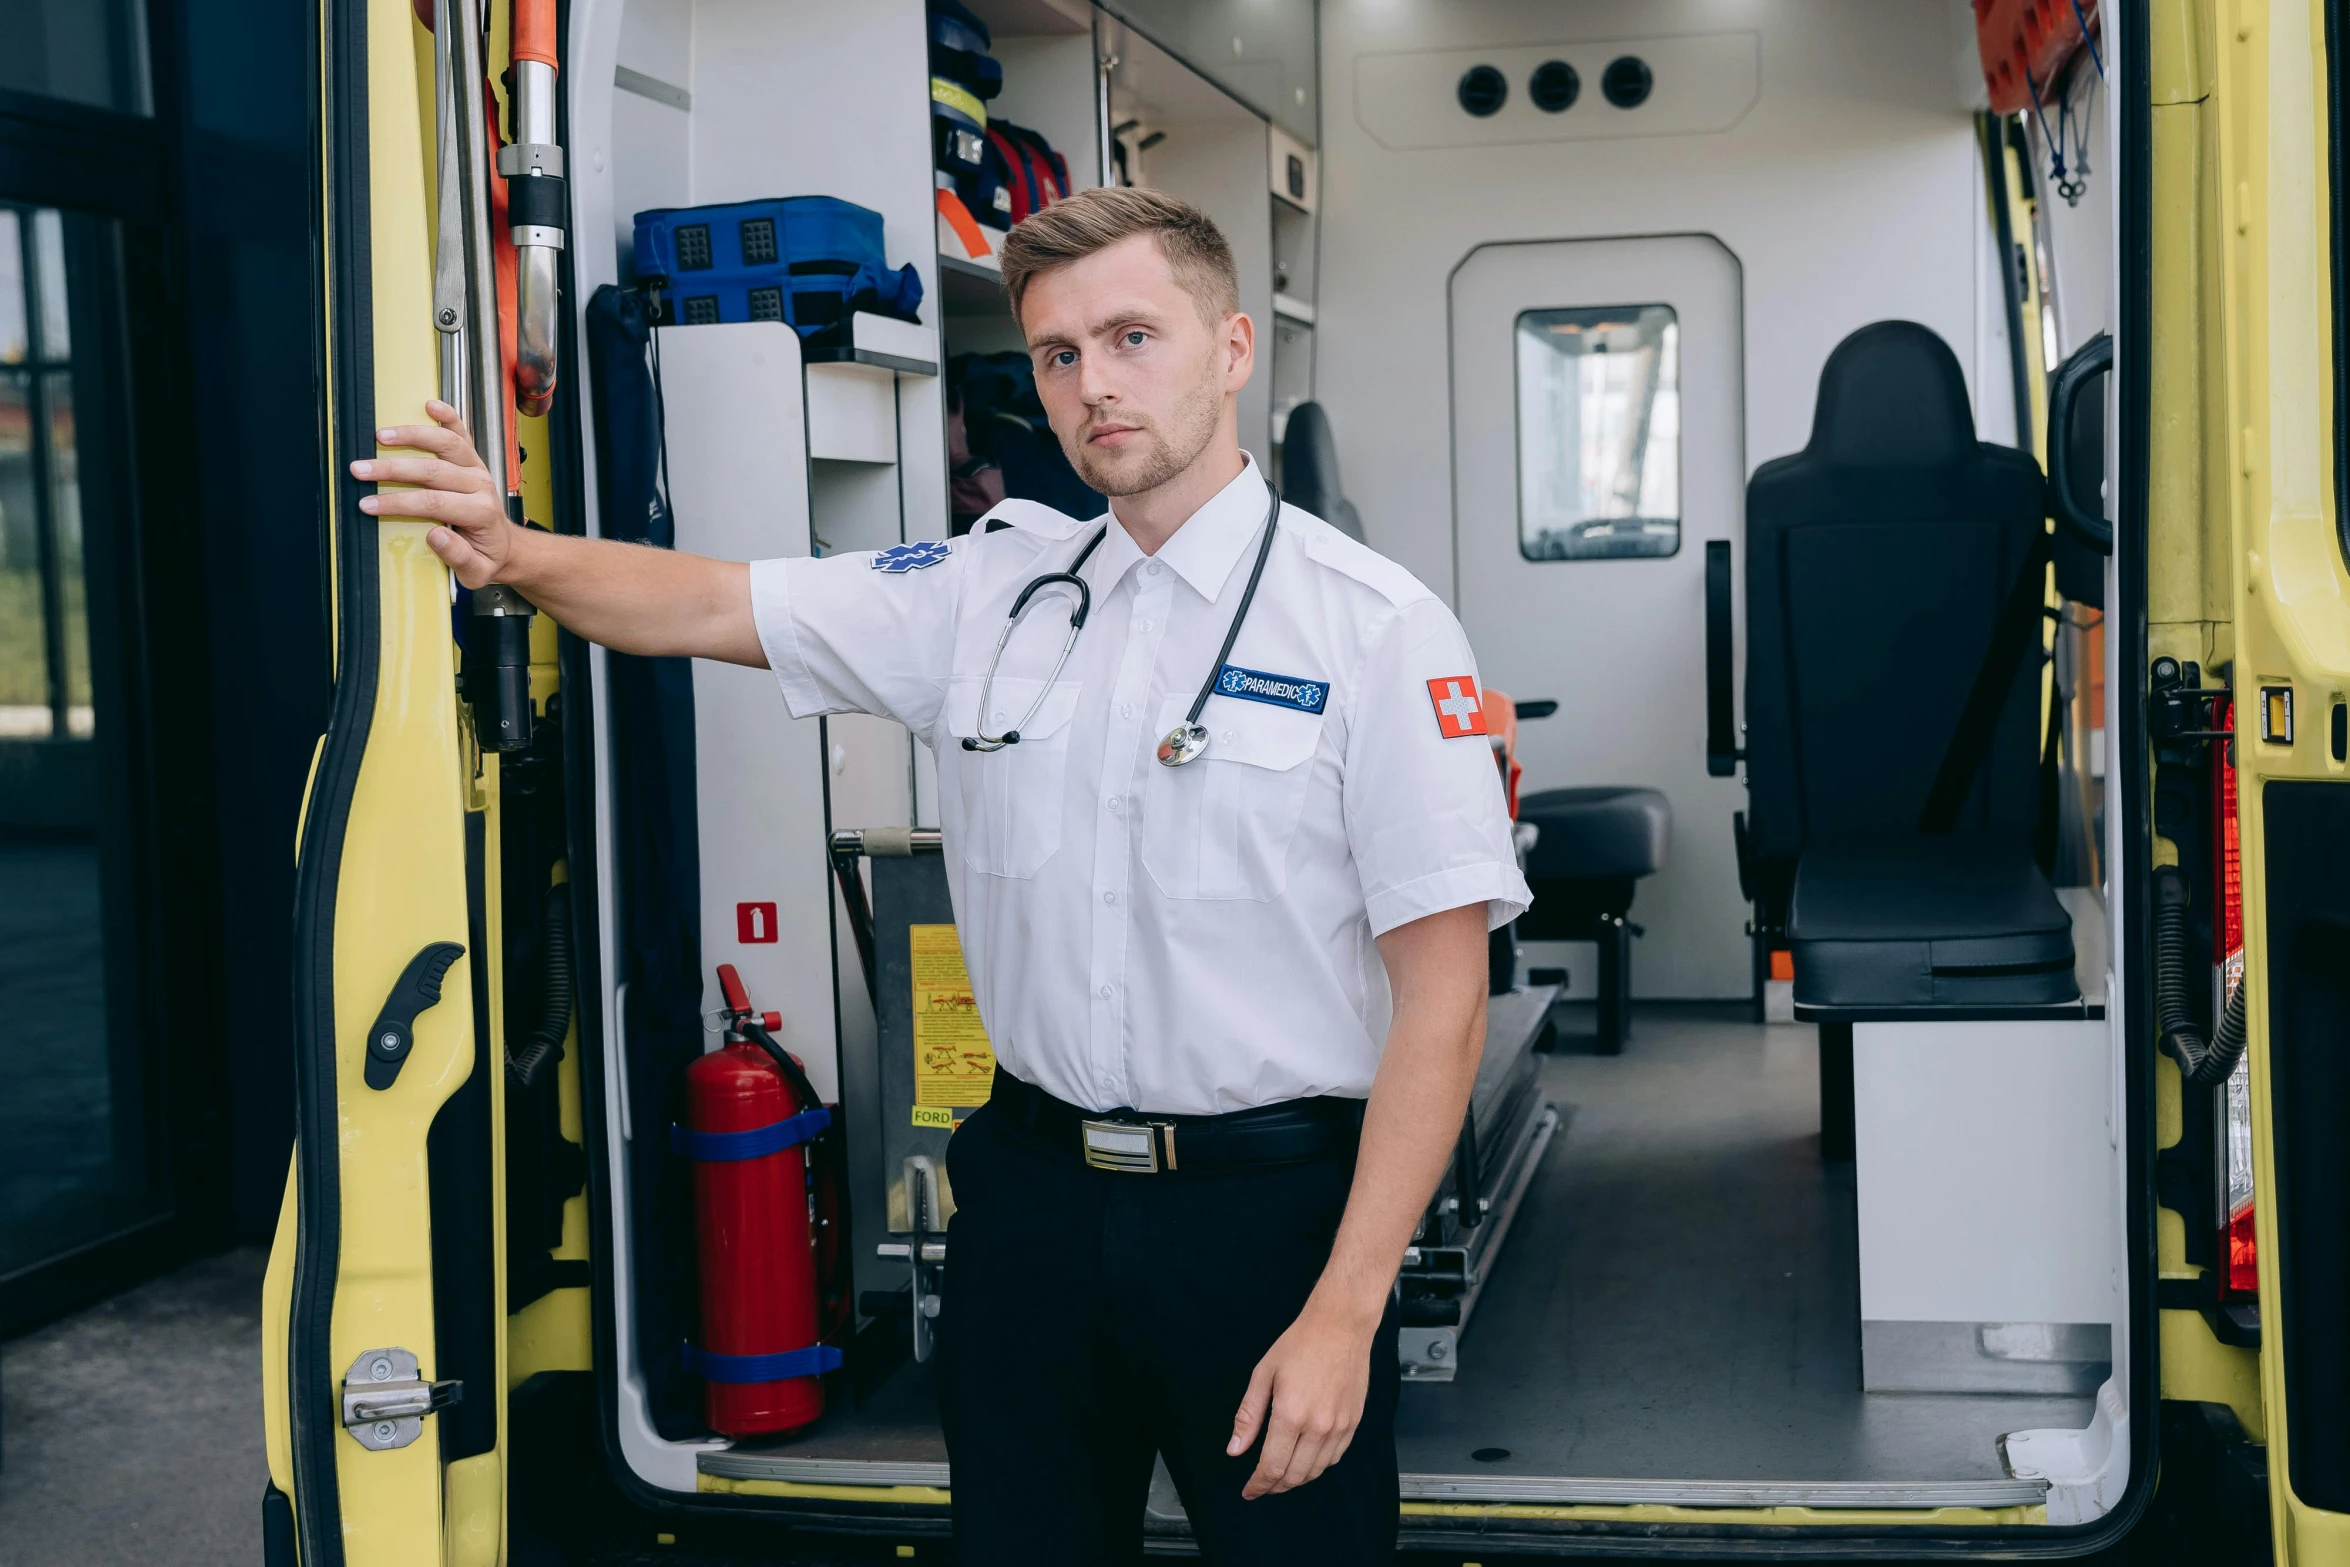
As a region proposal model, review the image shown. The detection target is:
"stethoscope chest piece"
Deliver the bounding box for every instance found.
[1156,721,1211,767]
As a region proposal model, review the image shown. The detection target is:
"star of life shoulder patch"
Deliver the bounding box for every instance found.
[1427,676,1488,738]
[871,540,952,573]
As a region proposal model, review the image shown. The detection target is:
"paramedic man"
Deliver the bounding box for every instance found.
[351,187,1529,1563]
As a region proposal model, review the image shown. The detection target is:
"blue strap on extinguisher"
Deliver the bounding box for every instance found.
[668,1105,832,1161]
[680,1341,845,1384]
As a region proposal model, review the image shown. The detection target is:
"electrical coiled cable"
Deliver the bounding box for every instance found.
[2153,865,2248,1088]
[507,882,573,1091]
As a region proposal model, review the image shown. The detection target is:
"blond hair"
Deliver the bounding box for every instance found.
[998,186,1239,325]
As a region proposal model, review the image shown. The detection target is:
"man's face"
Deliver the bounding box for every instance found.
[1020,233,1252,498]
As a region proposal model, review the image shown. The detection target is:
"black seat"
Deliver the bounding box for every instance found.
[1520,786,1669,886]
[1516,786,1670,1054]
[1737,321,2075,1018]
[1789,836,2076,1009]
[1279,402,1366,542]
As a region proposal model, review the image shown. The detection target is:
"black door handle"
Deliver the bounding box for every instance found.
[364,942,466,1090]
[1705,540,1742,776]
[2046,333,2113,555]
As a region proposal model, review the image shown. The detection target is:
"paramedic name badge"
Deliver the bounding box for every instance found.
[871,540,952,574]
[1215,665,1328,714]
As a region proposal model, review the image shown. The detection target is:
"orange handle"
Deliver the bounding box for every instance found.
[513,0,557,68]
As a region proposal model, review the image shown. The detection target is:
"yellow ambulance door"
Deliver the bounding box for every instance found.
[262,1,513,1562]
[2192,0,2350,1557]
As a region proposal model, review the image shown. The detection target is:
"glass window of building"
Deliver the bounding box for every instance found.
[0,202,155,1284]
[0,0,153,116]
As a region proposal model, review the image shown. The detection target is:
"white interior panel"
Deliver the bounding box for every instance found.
[1853,1019,2122,1327]
[1354,31,1760,150]
[653,322,841,1101]
[1319,0,1983,603]
[1451,236,1747,998]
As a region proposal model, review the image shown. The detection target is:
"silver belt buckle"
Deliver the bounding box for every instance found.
[1080,1118,1174,1173]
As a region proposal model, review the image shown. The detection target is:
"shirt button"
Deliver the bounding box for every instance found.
[1103,890,1117,905]
[1120,703,1135,719]
[1146,561,1162,576]
[1099,984,1114,999]
[1138,619,1153,633]
[1106,795,1122,812]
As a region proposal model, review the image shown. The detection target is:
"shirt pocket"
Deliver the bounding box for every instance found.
[1140,694,1325,901]
[943,675,1083,879]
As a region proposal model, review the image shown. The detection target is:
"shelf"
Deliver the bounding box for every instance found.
[963,0,1090,36]
[803,311,939,377]
[938,252,1012,316]
[807,362,897,463]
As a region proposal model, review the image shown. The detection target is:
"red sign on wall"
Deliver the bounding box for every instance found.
[737,902,778,944]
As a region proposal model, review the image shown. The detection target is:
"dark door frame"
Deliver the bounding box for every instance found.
[0,17,236,1337]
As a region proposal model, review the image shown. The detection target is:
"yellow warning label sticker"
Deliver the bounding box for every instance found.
[910,923,995,1108]
[910,1105,956,1130]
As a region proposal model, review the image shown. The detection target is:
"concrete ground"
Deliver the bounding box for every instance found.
[0,1247,265,1566]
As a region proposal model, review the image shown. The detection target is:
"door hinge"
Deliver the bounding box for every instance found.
[341,1348,463,1450]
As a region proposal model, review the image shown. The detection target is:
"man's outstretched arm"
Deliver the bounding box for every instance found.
[354,400,764,666]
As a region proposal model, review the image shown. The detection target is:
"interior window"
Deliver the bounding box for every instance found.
[1514,303,1680,560]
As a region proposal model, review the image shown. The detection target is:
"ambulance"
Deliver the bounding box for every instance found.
[262,0,2339,1560]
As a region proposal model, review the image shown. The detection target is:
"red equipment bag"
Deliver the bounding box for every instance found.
[673,964,843,1437]
[983,120,1070,226]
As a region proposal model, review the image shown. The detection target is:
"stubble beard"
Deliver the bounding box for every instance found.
[1063,358,1225,499]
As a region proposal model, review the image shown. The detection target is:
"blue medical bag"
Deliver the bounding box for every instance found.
[631,196,924,347]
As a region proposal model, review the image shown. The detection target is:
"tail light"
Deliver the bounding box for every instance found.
[2224,1062,2257,1297]
[2212,696,2258,1301]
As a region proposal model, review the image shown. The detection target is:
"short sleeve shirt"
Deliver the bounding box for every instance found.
[750,457,1530,1115]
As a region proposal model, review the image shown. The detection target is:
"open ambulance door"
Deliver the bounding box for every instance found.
[2142,0,2350,1556]
[264,0,515,1561]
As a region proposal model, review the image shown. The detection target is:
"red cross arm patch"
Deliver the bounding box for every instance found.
[1427,676,1488,738]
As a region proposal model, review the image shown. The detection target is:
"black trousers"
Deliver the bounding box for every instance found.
[936,1098,1401,1565]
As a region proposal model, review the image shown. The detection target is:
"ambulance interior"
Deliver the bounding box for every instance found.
[548,0,2139,1539]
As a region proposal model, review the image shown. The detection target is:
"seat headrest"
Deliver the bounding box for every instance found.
[1281,402,1340,510]
[1280,402,1365,541]
[1806,321,1977,468]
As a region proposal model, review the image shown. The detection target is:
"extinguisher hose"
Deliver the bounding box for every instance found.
[508,883,573,1090]
[740,1020,827,1122]
[2154,865,2249,1088]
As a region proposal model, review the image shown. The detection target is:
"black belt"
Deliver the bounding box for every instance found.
[984,1071,1363,1175]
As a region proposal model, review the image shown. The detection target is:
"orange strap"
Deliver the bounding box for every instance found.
[936,187,989,260]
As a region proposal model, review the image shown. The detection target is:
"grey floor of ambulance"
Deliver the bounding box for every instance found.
[782,1003,2090,1484]
[1393,1002,2091,1483]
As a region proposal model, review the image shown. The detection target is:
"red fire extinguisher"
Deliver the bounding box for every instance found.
[673,964,842,1436]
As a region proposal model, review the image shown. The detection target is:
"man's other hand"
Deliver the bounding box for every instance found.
[1226,1297,1376,1499]
[352,399,519,588]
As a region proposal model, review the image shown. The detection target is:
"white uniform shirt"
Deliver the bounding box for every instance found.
[750,457,1530,1115]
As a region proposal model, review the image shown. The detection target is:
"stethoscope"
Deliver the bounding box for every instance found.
[961,480,1282,768]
